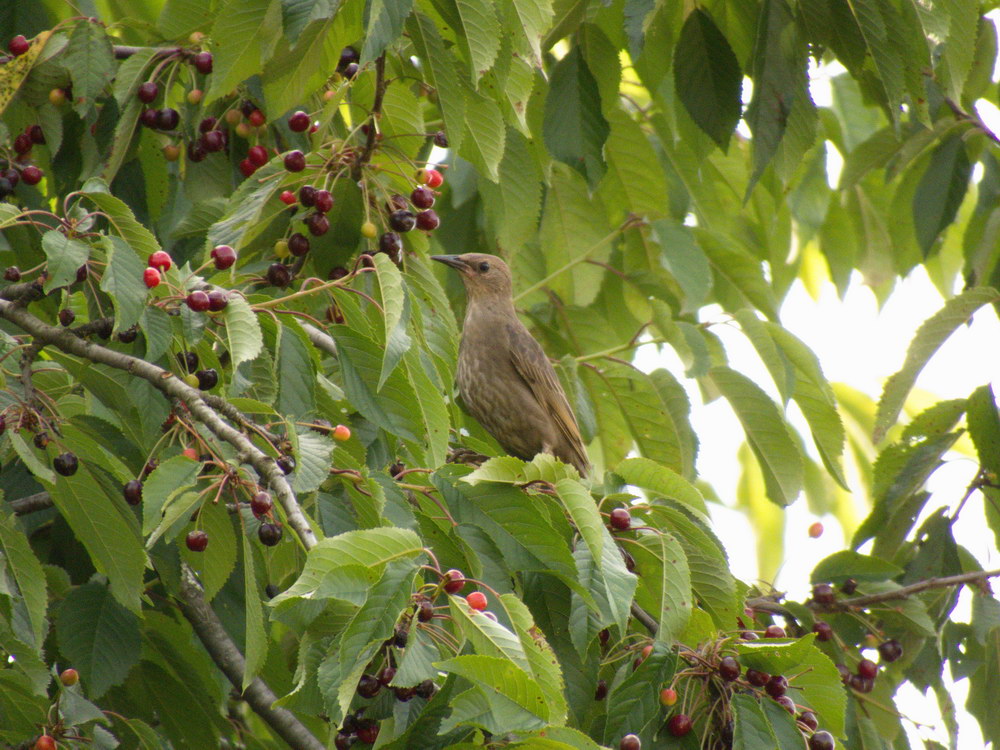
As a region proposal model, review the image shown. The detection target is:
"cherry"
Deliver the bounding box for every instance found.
[619,734,642,750]
[238,158,256,177]
[306,212,330,236]
[338,47,359,70]
[142,458,159,478]
[49,88,67,105]
[356,721,380,744]
[137,81,158,103]
[467,591,487,610]
[812,621,833,641]
[416,209,440,231]
[746,668,771,687]
[857,658,877,679]
[187,88,203,104]
[123,479,143,505]
[808,521,824,538]
[433,130,448,148]
[718,655,740,681]
[379,232,402,257]
[186,291,211,311]
[201,130,225,152]
[333,424,351,441]
[188,141,208,163]
[667,713,692,737]
[157,108,180,130]
[21,165,43,185]
[59,668,79,686]
[776,694,796,714]
[809,730,836,750]
[393,628,408,647]
[195,368,218,390]
[297,185,316,207]
[34,431,51,449]
[609,507,631,530]
[878,639,903,663]
[58,308,75,326]
[1,168,20,186]
[764,624,786,638]
[417,600,434,622]
[118,327,138,343]
[314,189,333,213]
[250,491,272,517]
[185,530,209,552]
[417,168,444,188]
[143,267,162,288]
[76,265,90,284]
[0,177,14,198]
[765,674,788,698]
[248,109,266,127]
[841,578,858,594]
[284,150,306,172]
[659,687,677,706]
[3,266,21,281]
[378,665,397,686]
[178,351,199,372]
[163,144,181,161]
[334,733,352,750]
[53,452,78,476]
[279,190,296,205]
[812,583,836,605]
[388,209,416,232]
[288,110,310,132]
[276,455,295,474]
[343,62,359,78]
[357,674,381,698]
[247,145,269,166]
[329,266,349,281]
[411,186,435,208]
[8,35,30,56]
[211,244,237,270]
[28,125,45,144]
[850,674,874,693]
[443,569,465,593]
[207,290,228,311]
[193,51,213,74]
[197,117,217,134]
[266,263,291,288]
[34,736,56,750]
[148,250,172,271]
[799,710,819,731]
[13,133,32,154]
[288,232,310,256]
[258,522,283,546]
[416,679,435,698]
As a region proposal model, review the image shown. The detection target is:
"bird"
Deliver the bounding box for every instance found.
[431,252,590,476]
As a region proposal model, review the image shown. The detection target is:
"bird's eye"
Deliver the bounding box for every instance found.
[478,261,490,273]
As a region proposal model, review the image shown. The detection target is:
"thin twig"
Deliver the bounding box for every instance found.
[352,53,387,181]
[8,492,54,515]
[828,568,1000,610]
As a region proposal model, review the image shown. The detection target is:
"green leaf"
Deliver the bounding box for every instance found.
[709,366,803,506]
[732,693,779,749]
[460,90,506,182]
[41,231,90,293]
[696,229,780,320]
[373,252,408,388]
[290,428,334,495]
[789,643,847,737]
[9,431,56,485]
[56,581,140,697]
[449,595,531,672]
[673,8,742,148]
[502,594,568,724]
[436,654,549,727]
[811,550,903,584]
[612,456,706,513]
[361,0,414,63]
[99,236,147,332]
[760,696,810,750]
[554,478,604,568]
[65,21,115,115]
[224,295,264,370]
[602,641,676,743]
[478,127,544,252]
[241,533,266,690]
[912,134,972,257]
[649,222,713,314]
[456,0,500,82]
[141,455,202,536]
[507,0,553,65]
[597,108,669,222]
[542,46,609,188]
[112,48,158,107]
[848,0,904,120]
[0,512,48,649]
[406,13,467,154]
[44,469,145,613]
[206,0,282,103]
[179,502,236,602]
[0,671,48,742]
[261,15,343,116]
[81,180,162,258]
[276,322,317,418]
[464,454,581,485]
[968,385,1000,477]
[874,287,999,441]
[634,532,691,642]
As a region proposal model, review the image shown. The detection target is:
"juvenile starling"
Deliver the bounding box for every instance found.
[432,253,590,476]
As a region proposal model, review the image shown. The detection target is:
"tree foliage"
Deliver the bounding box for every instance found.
[1,0,999,749]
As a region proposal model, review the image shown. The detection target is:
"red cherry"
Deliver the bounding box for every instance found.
[356,723,379,744]
[13,133,32,154]
[332,424,351,441]
[188,141,208,162]
[305,212,329,236]
[288,110,310,132]
[8,35,30,56]
[186,291,210,311]
[279,190,296,205]
[659,687,677,706]
[137,81,158,103]
[415,209,440,231]
[609,507,631,530]
[247,145,269,166]
[314,189,333,213]
[667,714,692,737]
[148,250,172,272]
[207,290,228,311]
[443,569,465,593]
[192,52,213,74]
[143,268,161,288]
[34,736,56,750]
[248,109,266,127]
[59,668,79,686]
[28,125,45,144]
[418,168,444,188]
[288,233,310,256]
[467,591,487,610]
[250,491,273,517]
[619,734,641,750]
[411,186,435,208]
[812,621,834,641]
[239,158,256,177]
[283,150,306,172]
[20,165,43,185]
[186,530,208,551]
[812,583,836,605]
[211,244,237,270]
[857,658,878,679]
[764,624,786,638]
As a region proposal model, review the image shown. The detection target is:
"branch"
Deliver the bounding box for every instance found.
[177,567,325,750]
[112,45,182,60]
[829,568,1000,610]
[631,602,659,636]
[300,323,337,358]
[19,341,43,407]
[0,299,318,552]
[0,280,44,304]
[352,53,387,181]
[8,492,54,515]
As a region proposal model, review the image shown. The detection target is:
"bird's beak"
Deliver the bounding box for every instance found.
[431,255,471,275]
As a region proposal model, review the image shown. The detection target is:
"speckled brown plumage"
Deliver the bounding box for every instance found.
[432,253,590,476]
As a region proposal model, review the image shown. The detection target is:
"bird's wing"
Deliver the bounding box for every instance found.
[505,321,589,472]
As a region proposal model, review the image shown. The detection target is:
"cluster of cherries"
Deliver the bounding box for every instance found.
[141,246,235,316]
[1,121,46,197]
[0,410,82,479]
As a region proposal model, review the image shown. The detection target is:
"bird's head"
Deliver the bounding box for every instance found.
[431,253,513,302]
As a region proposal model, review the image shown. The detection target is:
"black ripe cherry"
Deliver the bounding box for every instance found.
[619,734,642,750]
[258,522,283,546]
[799,710,819,731]
[809,731,836,750]
[764,624,786,638]
[193,51,213,74]
[276,455,295,474]
[878,639,903,662]
[857,658,877,679]
[186,530,208,551]
[718,655,740,681]
[288,233,310,256]
[388,209,416,232]
[53,452,79,476]
[266,263,291,288]
[250,491,272,517]
[765,674,788,698]
[123,479,143,505]
[812,583,836,605]
[411,186,435,208]
[356,674,381,698]
[195,368,218,390]
[812,621,834,641]
[137,81,158,103]
[288,110,310,132]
